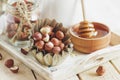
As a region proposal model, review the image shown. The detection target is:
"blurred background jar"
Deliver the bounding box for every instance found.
[4,0,40,47]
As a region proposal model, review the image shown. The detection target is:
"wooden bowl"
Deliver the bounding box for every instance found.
[69,22,111,53]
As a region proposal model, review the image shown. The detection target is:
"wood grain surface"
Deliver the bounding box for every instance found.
[0,48,36,80]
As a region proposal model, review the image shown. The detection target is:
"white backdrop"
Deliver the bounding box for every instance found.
[0,0,120,35]
[39,0,120,35]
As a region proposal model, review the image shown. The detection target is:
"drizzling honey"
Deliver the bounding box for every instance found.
[79,21,97,38]
[79,0,97,38]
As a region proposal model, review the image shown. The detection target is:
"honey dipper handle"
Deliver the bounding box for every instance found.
[81,0,86,21]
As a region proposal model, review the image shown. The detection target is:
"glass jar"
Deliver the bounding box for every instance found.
[4,0,40,47]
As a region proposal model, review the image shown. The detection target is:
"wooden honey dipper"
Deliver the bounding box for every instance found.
[79,0,97,38]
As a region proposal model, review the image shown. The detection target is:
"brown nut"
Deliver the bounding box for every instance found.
[96,66,105,76]
[0,53,2,60]
[45,42,54,51]
[10,65,19,73]
[5,59,14,68]
[55,31,64,40]
[59,42,65,50]
[32,32,42,41]
[21,48,29,55]
[52,46,61,54]
[35,41,45,50]
[51,38,60,46]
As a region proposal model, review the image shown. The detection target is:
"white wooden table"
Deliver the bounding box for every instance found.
[0,32,120,80]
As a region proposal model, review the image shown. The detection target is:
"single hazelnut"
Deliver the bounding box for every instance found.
[55,31,64,40]
[45,42,54,51]
[51,38,60,46]
[96,66,105,76]
[32,32,42,41]
[21,48,29,55]
[5,59,14,68]
[59,42,65,50]
[10,65,19,73]
[0,53,2,60]
[52,46,61,54]
[35,41,45,50]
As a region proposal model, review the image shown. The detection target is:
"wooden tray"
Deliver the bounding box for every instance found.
[0,32,120,80]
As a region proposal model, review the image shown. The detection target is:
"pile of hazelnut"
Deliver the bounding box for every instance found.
[30,18,73,66]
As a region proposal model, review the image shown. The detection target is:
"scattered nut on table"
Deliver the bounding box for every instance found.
[96,66,105,76]
[10,65,19,73]
[5,59,14,68]
[5,59,19,73]
[21,48,29,55]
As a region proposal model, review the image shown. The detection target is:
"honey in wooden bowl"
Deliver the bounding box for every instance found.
[69,22,111,53]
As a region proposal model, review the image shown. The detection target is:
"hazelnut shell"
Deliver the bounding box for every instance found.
[10,65,19,73]
[21,48,29,55]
